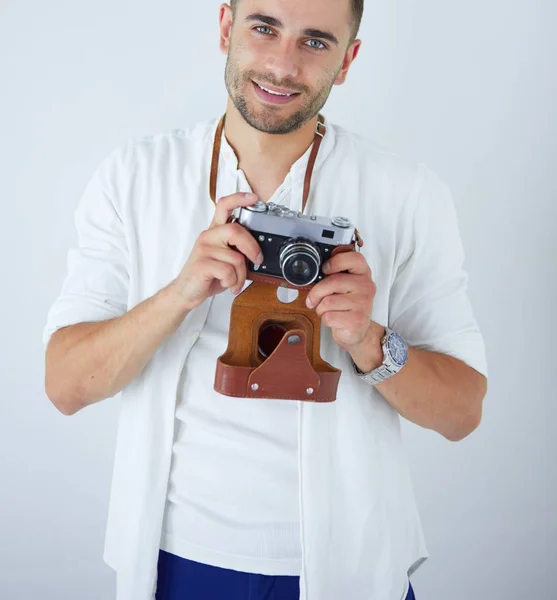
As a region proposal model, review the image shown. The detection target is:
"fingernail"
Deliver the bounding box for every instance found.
[256,252,264,264]
[322,262,330,273]
[246,193,257,201]
[306,297,314,308]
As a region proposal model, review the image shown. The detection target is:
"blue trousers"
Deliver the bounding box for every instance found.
[155,549,416,600]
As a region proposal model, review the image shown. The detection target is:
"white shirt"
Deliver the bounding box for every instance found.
[43,116,488,600]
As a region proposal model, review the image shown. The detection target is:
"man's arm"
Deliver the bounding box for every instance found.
[306,163,488,442]
[45,191,263,417]
[45,283,190,416]
[349,320,488,442]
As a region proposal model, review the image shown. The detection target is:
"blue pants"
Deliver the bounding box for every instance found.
[155,549,416,600]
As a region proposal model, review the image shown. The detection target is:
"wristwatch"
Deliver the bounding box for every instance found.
[351,327,409,385]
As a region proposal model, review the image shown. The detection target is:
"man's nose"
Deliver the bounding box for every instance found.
[264,39,300,83]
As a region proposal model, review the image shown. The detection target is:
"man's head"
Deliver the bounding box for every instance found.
[219,0,363,135]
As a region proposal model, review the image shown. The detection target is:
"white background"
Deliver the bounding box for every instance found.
[1,0,555,598]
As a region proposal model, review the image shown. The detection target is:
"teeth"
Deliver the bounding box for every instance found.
[257,83,293,97]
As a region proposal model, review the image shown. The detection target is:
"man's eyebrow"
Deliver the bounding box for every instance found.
[245,14,340,46]
[302,28,339,46]
[245,13,283,28]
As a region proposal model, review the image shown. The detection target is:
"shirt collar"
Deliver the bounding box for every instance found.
[209,114,337,183]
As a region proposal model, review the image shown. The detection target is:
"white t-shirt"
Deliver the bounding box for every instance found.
[161,159,303,575]
[43,115,488,600]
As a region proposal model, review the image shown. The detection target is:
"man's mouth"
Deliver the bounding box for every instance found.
[253,81,298,97]
[251,80,301,105]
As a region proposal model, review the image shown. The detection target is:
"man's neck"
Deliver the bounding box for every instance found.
[222,99,319,201]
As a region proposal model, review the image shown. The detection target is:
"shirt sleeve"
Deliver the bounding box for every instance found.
[388,163,488,378]
[42,144,131,349]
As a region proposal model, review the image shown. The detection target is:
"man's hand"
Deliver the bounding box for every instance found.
[305,251,376,351]
[170,192,264,311]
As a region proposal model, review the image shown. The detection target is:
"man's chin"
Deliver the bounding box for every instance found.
[240,106,307,135]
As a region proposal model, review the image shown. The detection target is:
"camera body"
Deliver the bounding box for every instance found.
[237,200,356,287]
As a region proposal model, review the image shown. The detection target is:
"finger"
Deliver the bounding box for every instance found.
[313,293,360,318]
[210,192,259,227]
[206,247,247,293]
[204,222,263,266]
[200,257,239,290]
[323,252,370,276]
[306,273,364,308]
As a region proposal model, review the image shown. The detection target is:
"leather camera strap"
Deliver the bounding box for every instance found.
[209,113,363,248]
[209,113,326,215]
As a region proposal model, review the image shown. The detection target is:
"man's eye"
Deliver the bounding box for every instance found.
[254,26,273,35]
[306,39,326,50]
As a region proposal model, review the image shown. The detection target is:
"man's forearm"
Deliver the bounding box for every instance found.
[45,282,191,416]
[349,321,488,442]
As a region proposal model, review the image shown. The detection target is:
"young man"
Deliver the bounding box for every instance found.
[44,1,488,599]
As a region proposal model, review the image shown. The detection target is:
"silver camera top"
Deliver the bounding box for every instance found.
[238,200,355,246]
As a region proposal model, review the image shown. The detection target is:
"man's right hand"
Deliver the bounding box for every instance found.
[170,192,264,311]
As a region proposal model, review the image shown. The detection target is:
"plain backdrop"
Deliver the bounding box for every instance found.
[1,0,555,598]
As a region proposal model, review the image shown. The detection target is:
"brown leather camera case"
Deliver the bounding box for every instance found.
[214,244,356,403]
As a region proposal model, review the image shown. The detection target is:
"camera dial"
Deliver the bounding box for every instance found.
[245,200,268,213]
[331,216,351,228]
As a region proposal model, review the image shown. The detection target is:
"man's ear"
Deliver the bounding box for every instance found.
[219,3,234,55]
[334,39,362,86]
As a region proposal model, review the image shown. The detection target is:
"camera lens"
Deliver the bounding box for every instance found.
[291,259,311,279]
[279,238,321,286]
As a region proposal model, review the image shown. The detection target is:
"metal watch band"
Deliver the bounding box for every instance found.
[360,363,398,384]
[351,327,407,385]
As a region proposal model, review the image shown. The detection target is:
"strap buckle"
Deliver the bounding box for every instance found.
[315,120,326,138]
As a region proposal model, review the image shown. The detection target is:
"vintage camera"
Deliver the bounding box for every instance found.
[215,200,363,402]
[236,200,357,287]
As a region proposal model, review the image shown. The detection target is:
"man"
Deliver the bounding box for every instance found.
[43,0,488,599]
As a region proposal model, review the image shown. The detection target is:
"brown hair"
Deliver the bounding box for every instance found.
[229,0,364,41]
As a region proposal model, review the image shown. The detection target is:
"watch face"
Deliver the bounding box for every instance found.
[387,332,408,367]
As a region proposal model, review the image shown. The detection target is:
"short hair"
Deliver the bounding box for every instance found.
[229,0,364,41]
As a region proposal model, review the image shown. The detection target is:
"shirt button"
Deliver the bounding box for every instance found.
[192,331,200,340]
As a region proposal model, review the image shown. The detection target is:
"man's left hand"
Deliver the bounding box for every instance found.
[305,251,376,351]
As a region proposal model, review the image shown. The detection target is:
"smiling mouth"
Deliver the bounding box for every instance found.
[252,80,300,97]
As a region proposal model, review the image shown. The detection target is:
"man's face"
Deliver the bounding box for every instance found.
[220,0,360,135]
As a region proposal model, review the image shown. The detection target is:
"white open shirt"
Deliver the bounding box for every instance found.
[43,116,488,600]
